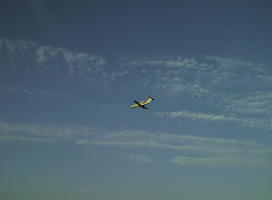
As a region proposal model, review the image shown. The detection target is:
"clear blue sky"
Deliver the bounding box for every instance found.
[0,1,272,199]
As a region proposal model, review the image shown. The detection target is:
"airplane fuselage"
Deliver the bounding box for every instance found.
[130,96,154,109]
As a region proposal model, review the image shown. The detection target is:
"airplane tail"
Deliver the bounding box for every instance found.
[149,96,154,100]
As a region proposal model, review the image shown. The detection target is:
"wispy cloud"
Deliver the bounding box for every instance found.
[76,129,272,167]
[0,135,53,143]
[170,156,267,168]
[0,121,266,154]
[75,129,272,155]
[0,121,99,142]
[0,37,107,76]
[2,38,271,112]
[147,54,272,131]
[154,110,272,131]
[1,120,271,167]
[0,37,109,99]
[2,120,268,157]
[155,111,238,123]
[119,55,198,68]
[223,92,272,116]
[1,38,272,167]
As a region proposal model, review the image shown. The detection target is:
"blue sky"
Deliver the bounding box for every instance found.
[1,1,272,200]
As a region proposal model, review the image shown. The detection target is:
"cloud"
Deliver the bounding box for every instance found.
[116,55,272,114]
[1,120,267,155]
[170,156,267,168]
[0,121,99,142]
[223,92,272,116]
[0,135,52,143]
[75,129,272,168]
[0,38,107,80]
[1,38,272,169]
[1,120,271,167]
[154,111,272,131]
[120,55,198,68]
[136,55,272,131]
[128,154,152,163]
[0,37,109,100]
[75,129,271,156]
[2,37,271,113]
[155,111,238,123]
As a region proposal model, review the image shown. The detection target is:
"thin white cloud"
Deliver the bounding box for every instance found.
[120,55,198,68]
[121,55,272,115]
[129,55,270,131]
[76,129,272,168]
[155,110,272,131]
[223,92,272,116]
[2,37,271,116]
[34,45,107,78]
[170,156,267,168]
[0,121,99,142]
[0,135,53,143]
[1,120,271,167]
[75,129,271,156]
[0,37,109,98]
[1,121,266,154]
[155,111,238,123]
[147,54,272,131]
[0,37,107,75]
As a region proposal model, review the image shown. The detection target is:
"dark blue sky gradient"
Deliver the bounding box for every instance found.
[0,0,272,57]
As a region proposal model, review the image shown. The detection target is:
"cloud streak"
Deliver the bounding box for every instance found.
[1,120,270,156]
[0,37,108,100]
[154,111,272,131]
[75,129,272,168]
[0,121,98,142]
[0,120,271,167]
[75,129,271,156]
[170,156,267,168]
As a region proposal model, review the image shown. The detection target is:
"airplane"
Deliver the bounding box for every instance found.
[130,96,154,109]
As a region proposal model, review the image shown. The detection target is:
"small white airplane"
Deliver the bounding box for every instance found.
[130,96,154,109]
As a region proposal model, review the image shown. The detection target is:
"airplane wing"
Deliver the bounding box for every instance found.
[130,100,148,109]
[141,105,148,109]
[130,103,140,108]
[134,100,142,105]
[142,96,154,105]
[129,100,141,108]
